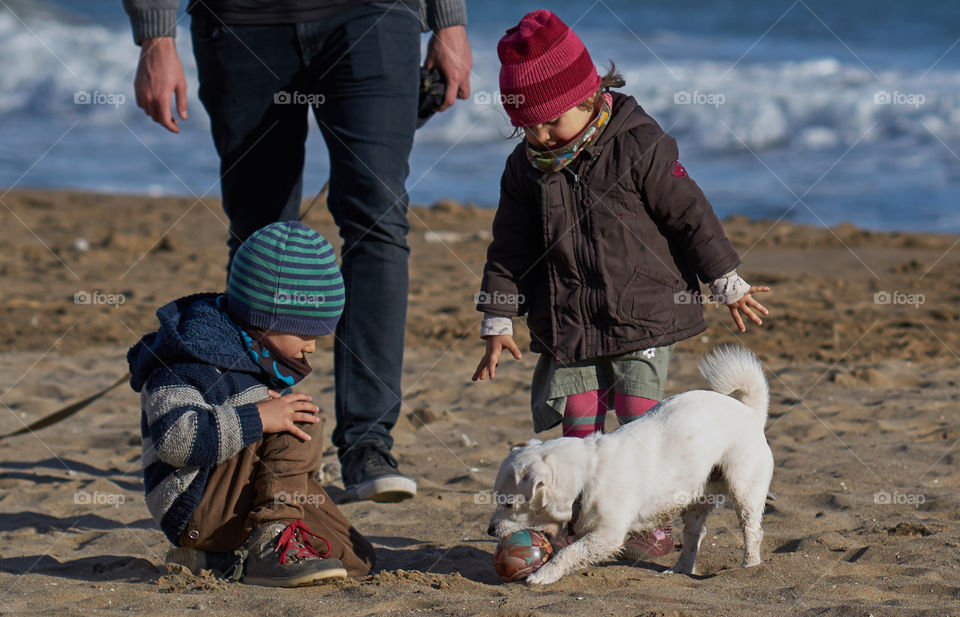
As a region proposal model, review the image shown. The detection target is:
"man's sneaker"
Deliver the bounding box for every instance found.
[340,442,416,503]
[241,520,347,587]
[165,546,245,580]
[616,524,676,561]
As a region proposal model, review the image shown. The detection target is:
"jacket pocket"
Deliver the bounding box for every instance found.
[615,265,680,327]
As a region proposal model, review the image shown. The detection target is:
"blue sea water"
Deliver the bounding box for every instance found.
[0,0,958,231]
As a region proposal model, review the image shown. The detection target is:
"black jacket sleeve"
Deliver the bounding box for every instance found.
[477,153,543,317]
[635,129,741,283]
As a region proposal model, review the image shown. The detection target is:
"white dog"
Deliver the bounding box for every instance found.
[487,346,774,584]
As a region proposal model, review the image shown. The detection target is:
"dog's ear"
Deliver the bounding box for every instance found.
[532,454,578,521]
[510,438,542,451]
[517,460,552,509]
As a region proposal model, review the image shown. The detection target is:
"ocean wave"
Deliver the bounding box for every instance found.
[0,9,197,123]
[420,56,960,155]
[2,9,957,155]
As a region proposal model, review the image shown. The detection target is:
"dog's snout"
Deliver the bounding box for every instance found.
[487,525,496,537]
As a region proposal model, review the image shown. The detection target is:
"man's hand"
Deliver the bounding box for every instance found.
[472,334,521,381]
[257,392,319,441]
[424,25,472,111]
[727,286,771,332]
[135,37,188,133]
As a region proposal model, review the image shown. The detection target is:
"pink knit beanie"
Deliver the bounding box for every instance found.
[497,10,602,127]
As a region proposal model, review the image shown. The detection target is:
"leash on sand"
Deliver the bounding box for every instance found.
[0,373,130,442]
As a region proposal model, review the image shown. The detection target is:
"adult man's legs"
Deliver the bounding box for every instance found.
[305,2,421,501]
[191,11,307,267]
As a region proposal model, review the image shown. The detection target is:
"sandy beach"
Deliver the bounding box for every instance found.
[1,189,959,616]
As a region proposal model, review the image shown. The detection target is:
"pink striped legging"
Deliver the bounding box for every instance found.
[561,389,657,437]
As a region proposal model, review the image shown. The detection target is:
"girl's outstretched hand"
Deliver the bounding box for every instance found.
[472,335,522,381]
[727,285,771,332]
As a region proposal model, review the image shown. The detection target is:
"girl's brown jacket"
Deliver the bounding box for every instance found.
[477,92,741,365]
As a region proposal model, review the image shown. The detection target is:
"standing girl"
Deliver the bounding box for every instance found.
[472,9,770,560]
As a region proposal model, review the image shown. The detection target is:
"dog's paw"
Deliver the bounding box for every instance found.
[525,563,562,585]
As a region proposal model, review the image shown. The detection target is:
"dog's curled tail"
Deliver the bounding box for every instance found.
[699,345,769,419]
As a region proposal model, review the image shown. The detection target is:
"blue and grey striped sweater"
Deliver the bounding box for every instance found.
[128,293,267,544]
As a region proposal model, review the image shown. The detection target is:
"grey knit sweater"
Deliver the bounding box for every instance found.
[122,0,467,44]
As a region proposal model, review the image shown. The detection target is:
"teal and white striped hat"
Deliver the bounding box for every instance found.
[226,221,344,336]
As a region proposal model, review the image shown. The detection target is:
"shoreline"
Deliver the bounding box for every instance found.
[10,185,960,238]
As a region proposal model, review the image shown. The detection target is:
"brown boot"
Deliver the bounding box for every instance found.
[241,520,347,587]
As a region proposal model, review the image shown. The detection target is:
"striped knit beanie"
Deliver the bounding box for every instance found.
[227,221,344,336]
[498,10,601,127]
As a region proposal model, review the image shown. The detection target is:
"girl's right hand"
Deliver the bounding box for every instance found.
[472,335,522,381]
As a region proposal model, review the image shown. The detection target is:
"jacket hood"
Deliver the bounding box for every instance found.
[127,293,261,392]
[592,91,657,149]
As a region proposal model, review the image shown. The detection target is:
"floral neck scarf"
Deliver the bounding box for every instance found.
[525,92,613,173]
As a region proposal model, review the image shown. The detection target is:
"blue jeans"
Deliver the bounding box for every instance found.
[192,2,420,458]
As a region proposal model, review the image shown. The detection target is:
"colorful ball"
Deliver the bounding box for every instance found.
[493,529,554,582]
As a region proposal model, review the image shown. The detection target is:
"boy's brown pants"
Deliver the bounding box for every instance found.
[176,417,375,576]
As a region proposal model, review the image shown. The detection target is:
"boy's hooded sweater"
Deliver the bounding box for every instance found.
[128,293,266,544]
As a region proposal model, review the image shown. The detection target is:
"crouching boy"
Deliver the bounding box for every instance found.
[128,221,374,586]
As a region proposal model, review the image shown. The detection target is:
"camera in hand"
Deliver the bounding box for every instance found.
[417,66,446,128]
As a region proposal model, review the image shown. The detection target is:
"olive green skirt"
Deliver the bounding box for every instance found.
[530,344,674,433]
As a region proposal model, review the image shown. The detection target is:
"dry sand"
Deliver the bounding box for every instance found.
[1,189,959,616]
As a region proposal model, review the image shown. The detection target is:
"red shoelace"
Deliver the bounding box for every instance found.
[275,520,332,564]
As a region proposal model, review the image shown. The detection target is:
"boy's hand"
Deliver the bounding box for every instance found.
[727,285,771,332]
[472,335,522,381]
[257,392,319,441]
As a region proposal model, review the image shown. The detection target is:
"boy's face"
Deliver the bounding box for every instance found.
[262,331,317,359]
[523,103,594,151]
